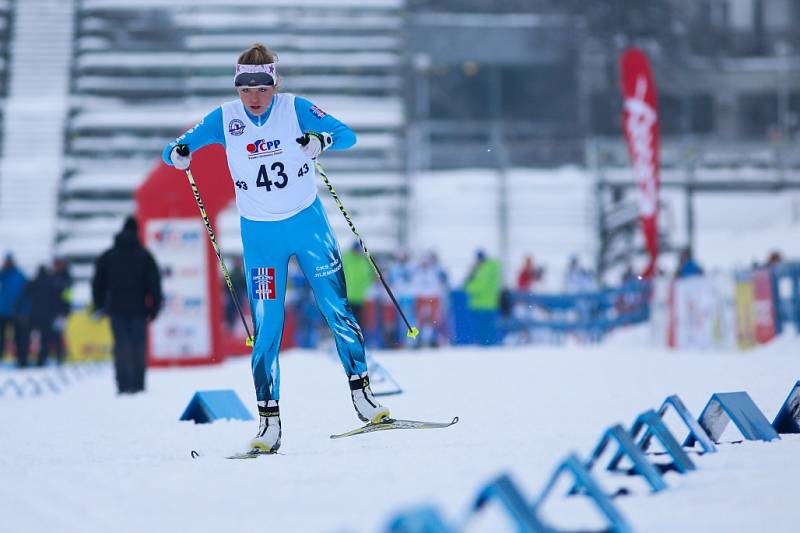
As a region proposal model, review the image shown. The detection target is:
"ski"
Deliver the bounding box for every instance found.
[226,450,278,460]
[190,449,279,460]
[330,416,459,439]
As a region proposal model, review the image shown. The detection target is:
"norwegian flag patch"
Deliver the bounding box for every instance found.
[309,105,327,119]
[251,267,277,300]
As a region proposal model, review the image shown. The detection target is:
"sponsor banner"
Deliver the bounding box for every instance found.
[65,309,113,362]
[649,277,672,347]
[620,47,660,278]
[670,276,734,350]
[146,218,212,360]
[734,272,757,350]
[751,269,777,344]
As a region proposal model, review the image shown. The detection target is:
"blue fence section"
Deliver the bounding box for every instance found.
[451,282,651,346]
[502,281,651,342]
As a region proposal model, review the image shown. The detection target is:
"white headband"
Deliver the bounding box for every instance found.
[234,63,277,87]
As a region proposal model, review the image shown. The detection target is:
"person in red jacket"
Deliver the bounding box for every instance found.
[516,255,541,292]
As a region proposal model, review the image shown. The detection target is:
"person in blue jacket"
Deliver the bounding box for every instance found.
[675,247,704,279]
[162,43,389,454]
[0,253,28,366]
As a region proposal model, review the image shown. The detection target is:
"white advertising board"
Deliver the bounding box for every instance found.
[146,218,211,360]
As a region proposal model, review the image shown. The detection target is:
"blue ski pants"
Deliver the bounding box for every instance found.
[241,196,367,401]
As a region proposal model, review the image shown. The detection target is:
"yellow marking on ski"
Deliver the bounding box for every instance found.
[372,411,391,424]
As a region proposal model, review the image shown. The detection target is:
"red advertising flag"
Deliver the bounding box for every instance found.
[620,47,660,278]
[751,269,776,344]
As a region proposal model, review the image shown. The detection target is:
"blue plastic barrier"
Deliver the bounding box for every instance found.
[535,453,632,533]
[772,380,800,434]
[472,474,547,532]
[367,355,403,397]
[685,392,780,445]
[645,395,717,454]
[610,410,695,474]
[581,424,667,493]
[385,506,454,533]
[0,363,111,399]
[0,378,23,398]
[180,390,254,424]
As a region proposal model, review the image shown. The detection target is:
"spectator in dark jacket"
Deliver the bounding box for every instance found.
[92,216,162,394]
[19,266,63,366]
[51,257,73,363]
[0,253,29,366]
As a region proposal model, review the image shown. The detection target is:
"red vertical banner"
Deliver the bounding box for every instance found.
[751,269,777,344]
[620,47,660,278]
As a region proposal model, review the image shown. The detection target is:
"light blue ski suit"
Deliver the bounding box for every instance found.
[162,95,367,401]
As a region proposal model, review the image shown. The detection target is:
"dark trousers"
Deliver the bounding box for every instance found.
[1,316,31,367]
[110,314,147,394]
[15,320,30,367]
[0,316,10,359]
[32,326,58,366]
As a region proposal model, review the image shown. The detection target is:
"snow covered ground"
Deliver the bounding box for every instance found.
[1,328,799,533]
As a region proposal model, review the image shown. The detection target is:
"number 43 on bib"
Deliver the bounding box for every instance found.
[255,162,310,191]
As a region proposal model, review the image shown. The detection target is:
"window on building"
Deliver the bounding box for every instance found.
[589,91,620,136]
[500,65,577,124]
[427,65,491,120]
[739,92,778,138]
[691,93,716,133]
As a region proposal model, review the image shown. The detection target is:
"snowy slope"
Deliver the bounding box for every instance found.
[1,331,799,533]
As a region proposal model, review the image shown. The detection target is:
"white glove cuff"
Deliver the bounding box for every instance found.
[170,146,191,170]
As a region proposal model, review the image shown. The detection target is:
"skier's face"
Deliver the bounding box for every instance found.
[237,86,274,115]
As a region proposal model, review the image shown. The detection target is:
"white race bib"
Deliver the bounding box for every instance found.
[221,94,317,221]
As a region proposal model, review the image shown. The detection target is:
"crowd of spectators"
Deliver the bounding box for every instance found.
[1,216,162,397]
[0,253,72,367]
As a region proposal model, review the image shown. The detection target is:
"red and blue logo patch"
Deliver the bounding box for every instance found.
[251,267,277,300]
[309,105,327,119]
[246,138,281,158]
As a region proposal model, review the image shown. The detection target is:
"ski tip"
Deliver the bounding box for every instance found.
[190,450,200,459]
[451,416,459,424]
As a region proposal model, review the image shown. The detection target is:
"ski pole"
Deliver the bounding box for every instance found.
[315,161,419,339]
[184,165,255,347]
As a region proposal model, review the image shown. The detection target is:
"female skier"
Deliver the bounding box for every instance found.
[162,43,389,453]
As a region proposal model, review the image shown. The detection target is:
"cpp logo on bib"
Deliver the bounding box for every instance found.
[228,119,246,136]
[246,139,282,159]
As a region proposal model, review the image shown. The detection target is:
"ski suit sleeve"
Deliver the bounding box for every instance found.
[161,107,226,165]
[294,96,356,150]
